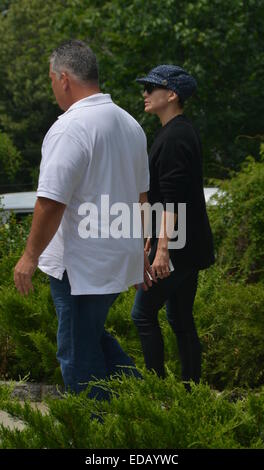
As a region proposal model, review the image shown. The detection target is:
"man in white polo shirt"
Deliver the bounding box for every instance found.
[14,40,151,398]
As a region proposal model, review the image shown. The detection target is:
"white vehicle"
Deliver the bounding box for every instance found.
[0,188,220,223]
[0,191,37,214]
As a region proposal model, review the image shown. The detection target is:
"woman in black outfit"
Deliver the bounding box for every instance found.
[132,65,215,388]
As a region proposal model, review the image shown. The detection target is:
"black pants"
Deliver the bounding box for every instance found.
[131,260,201,384]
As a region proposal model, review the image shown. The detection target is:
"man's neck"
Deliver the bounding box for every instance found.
[64,87,101,111]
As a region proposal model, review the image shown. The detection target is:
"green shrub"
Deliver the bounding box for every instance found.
[208,146,264,282]
[196,267,264,390]
[0,281,60,383]
[0,378,264,449]
[0,211,32,376]
[0,131,22,188]
[0,212,32,263]
[1,262,264,391]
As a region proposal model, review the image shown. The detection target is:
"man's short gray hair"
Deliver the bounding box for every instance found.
[50,39,99,83]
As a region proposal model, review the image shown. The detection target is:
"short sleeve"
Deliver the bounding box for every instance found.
[37,132,89,205]
[158,137,191,206]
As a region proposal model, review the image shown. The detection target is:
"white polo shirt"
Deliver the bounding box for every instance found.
[37,93,149,295]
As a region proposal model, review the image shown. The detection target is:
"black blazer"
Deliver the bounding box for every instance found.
[148,114,215,270]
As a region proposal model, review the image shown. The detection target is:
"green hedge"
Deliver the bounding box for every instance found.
[0,379,264,448]
[1,266,264,390]
[0,280,60,383]
[0,131,22,189]
[208,146,264,283]
[196,267,264,389]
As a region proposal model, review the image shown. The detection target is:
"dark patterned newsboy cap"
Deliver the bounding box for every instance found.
[136,64,197,102]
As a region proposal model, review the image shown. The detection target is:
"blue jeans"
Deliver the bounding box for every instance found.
[49,271,141,399]
[131,264,201,384]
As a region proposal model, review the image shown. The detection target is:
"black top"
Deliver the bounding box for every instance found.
[148,114,215,270]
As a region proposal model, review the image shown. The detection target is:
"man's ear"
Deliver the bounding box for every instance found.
[60,72,69,91]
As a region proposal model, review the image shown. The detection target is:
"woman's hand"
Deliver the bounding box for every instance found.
[152,246,170,280]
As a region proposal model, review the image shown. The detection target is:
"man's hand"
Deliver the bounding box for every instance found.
[134,250,157,291]
[152,246,170,280]
[13,197,65,296]
[144,237,151,254]
[14,252,38,295]
[143,249,156,289]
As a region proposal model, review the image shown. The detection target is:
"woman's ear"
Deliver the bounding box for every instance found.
[167,91,178,103]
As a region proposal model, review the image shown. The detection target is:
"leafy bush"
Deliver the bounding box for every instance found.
[0,212,32,264]
[0,378,264,449]
[1,264,264,391]
[208,146,264,282]
[196,267,264,390]
[0,131,22,189]
[0,281,60,383]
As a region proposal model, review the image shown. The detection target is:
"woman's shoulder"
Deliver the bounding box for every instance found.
[165,115,201,143]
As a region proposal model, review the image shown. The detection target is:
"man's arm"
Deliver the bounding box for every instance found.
[139,191,148,244]
[137,192,156,290]
[14,197,66,295]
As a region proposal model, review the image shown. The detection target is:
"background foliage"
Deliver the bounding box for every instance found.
[0,0,264,449]
[208,144,264,283]
[0,131,22,189]
[0,0,264,191]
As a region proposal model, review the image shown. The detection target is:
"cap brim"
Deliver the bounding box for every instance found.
[136,77,151,84]
[136,77,164,85]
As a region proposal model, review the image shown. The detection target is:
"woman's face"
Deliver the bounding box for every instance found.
[143,86,171,115]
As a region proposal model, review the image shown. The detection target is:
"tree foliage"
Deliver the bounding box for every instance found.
[0,0,263,189]
[0,0,66,190]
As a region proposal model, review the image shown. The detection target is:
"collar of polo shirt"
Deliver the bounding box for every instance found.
[59,93,113,118]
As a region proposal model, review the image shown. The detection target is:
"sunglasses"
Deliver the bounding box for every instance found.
[143,83,167,94]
